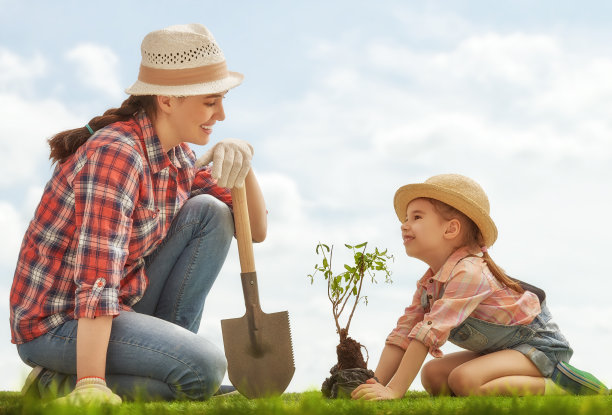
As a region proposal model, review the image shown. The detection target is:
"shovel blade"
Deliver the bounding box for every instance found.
[221,310,295,398]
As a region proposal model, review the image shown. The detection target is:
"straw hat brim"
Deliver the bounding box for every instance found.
[394,183,498,247]
[125,71,244,96]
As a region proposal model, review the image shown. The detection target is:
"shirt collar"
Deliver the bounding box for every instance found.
[420,246,482,284]
[136,111,195,173]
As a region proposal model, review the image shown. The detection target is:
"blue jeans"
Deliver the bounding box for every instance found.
[17,194,234,400]
[448,301,573,377]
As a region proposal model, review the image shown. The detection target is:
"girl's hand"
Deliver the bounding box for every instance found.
[351,378,401,401]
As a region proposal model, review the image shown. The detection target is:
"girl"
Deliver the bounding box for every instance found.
[10,24,267,404]
[352,174,608,400]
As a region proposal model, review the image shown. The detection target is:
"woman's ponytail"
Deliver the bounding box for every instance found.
[48,95,156,164]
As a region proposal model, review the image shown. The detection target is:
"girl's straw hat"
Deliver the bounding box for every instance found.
[393,174,498,247]
[126,23,243,96]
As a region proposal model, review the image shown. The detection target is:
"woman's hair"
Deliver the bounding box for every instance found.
[48,95,157,164]
[425,197,524,294]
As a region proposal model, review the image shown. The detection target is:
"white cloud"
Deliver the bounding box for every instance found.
[65,43,123,99]
[0,93,80,187]
[0,48,46,92]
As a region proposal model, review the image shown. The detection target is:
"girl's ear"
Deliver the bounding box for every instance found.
[444,218,461,240]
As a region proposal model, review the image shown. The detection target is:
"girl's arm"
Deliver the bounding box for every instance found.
[244,169,267,243]
[373,344,406,385]
[352,340,429,400]
[386,340,429,396]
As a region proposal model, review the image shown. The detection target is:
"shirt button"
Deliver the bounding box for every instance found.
[97,281,104,287]
[429,279,434,283]
[427,294,433,300]
[427,321,432,325]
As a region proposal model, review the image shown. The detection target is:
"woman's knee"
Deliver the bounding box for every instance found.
[184,195,234,239]
[175,343,227,400]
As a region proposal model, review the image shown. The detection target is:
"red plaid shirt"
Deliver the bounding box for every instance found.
[10,111,232,344]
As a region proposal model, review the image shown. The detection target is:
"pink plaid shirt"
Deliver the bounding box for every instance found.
[386,246,541,357]
[10,111,232,344]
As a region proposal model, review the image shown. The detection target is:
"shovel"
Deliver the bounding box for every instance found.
[221,185,295,398]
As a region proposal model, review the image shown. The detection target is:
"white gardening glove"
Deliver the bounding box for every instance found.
[195,138,253,188]
[52,377,122,406]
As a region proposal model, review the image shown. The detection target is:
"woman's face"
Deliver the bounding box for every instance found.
[166,93,226,147]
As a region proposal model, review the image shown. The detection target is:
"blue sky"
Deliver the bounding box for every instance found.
[1,0,611,393]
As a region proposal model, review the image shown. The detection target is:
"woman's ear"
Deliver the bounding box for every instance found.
[444,218,462,240]
[156,95,173,115]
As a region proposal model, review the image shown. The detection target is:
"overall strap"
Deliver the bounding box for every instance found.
[507,277,546,304]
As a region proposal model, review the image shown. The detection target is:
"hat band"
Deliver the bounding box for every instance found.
[137,61,229,86]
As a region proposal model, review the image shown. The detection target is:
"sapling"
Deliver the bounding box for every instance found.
[307,242,393,398]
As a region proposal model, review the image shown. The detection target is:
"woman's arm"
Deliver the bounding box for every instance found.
[76,316,113,379]
[244,169,267,243]
[53,315,121,405]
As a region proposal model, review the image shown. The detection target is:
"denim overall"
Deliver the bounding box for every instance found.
[428,275,573,377]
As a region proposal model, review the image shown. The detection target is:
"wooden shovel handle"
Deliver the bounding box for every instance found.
[231,186,256,273]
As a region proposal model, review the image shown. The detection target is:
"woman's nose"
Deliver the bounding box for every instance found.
[216,102,226,121]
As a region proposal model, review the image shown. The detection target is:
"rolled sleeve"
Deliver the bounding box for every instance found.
[74,277,120,319]
[408,320,445,357]
[71,143,140,318]
[386,286,425,350]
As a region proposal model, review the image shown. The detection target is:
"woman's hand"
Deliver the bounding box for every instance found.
[195,138,253,188]
[351,378,401,401]
[53,377,121,406]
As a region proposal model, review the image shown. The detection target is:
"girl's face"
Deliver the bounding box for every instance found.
[166,93,226,147]
[400,198,450,262]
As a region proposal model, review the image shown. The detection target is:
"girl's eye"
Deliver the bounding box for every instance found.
[414,215,422,220]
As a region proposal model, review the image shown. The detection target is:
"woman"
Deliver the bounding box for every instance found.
[10,23,266,404]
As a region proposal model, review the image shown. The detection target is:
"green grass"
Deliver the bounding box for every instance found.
[0,391,611,415]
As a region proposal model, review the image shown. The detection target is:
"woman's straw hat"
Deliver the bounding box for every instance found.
[126,23,243,96]
[393,174,498,247]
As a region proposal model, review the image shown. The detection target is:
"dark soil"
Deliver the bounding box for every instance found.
[335,329,367,371]
[321,329,375,398]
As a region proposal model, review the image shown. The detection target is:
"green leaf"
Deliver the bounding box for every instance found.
[355,242,367,249]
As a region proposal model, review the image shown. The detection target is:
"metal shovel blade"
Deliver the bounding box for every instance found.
[222,186,295,398]
[221,302,294,398]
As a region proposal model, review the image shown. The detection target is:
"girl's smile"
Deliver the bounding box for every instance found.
[402,233,415,245]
